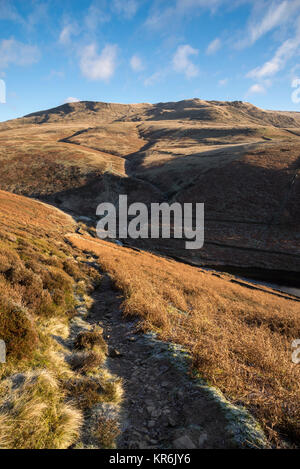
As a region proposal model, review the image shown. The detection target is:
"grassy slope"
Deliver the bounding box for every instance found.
[0,191,121,449]
[68,234,300,447]
[0,99,299,272]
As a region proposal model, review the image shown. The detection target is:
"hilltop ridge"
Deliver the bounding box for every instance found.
[1,98,299,128]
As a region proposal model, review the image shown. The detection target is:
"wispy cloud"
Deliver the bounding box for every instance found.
[247,35,300,79]
[112,0,139,19]
[237,0,300,48]
[218,78,228,86]
[247,83,266,94]
[173,44,199,78]
[130,55,144,72]
[144,70,165,87]
[64,97,80,103]
[79,43,118,81]
[84,2,110,31]
[145,0,223,30]
[0,0,23,23]
[206,37,221,55]
[0,38,40,69]
[59,24,78,45]
[46,70,65,80]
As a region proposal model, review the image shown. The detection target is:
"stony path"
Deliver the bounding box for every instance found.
[87,273,236,450]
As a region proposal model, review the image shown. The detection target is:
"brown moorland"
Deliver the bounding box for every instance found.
[68,234,300,447]
[0,190,120,448]
[0,99,299,273]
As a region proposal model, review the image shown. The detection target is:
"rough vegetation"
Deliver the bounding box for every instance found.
[0,99,299,273]
[0,98,299,449]
[68,235,300,447]
[0,191,121,449]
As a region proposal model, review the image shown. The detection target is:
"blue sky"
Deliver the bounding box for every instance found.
[1,0,300,122]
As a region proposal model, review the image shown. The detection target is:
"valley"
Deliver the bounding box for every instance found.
[0,99,299,449]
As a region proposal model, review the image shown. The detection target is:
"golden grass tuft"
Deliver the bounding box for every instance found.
[0,370,82,449]
[94,415,121,449]
[69,351,106,374]
[74,330,108,355]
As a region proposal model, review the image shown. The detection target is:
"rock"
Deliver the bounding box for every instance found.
[109,348,122,358]
[167,416,177,427]
[148,420,156,428]
[77,216,92,222]
[173,435,196,449]
[7,234,17,242]
[150,439,158,444]
[147,406,155,415]
[198,432,208,447]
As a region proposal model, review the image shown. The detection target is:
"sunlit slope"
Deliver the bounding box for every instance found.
[68,234,300,446]
[0,98,299,271]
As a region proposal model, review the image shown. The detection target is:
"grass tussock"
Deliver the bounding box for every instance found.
[74,329,108,355]
[0,370,82,449]
[69,235,300,446]
[64,376,104,410]
[94,415,121,449]
[69,351,106,374]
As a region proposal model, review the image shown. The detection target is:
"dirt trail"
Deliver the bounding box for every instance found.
[84,272,250,449]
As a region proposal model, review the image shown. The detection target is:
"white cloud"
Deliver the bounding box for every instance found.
[112,0,139,19]
[64,97,80,103]
[84,3,110,30]
[59,24,77,45]
[218,78,228,86]
[291,77,300,103]
[237,0,300,48]
[173,44,199,78]
[249,1,292,44]
[0,39,40,69]
[247,83,266,94]
[79,43,118,81]
[247,35,300,79]
[144,70,165,87]
[206,38,221,55]
[0,0,23,23]
[130,55,144,72]
[146,0,222,30]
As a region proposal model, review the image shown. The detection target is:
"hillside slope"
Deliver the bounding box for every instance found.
[68,234,300,447]
[0,99,299,275]
[0,190,122,449]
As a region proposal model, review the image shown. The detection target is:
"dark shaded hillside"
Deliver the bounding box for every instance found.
[0,98,299,274]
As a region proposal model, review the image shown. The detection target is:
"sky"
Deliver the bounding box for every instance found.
[1,0,300,121]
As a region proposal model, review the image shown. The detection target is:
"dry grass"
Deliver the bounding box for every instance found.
[64,376,104,410]
[94,415,121,449]
[0,191,109,448]
[74,329,108,355]
[69,235,300,446]
[0,370,82,449]
[69,351,106,374]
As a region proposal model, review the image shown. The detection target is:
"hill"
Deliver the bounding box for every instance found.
[0,99,299,277]
[0,93,299,448]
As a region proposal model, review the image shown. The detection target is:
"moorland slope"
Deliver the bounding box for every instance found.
[0,99,299,277]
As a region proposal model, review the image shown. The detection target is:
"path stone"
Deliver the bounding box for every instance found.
[173,435,196,449]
